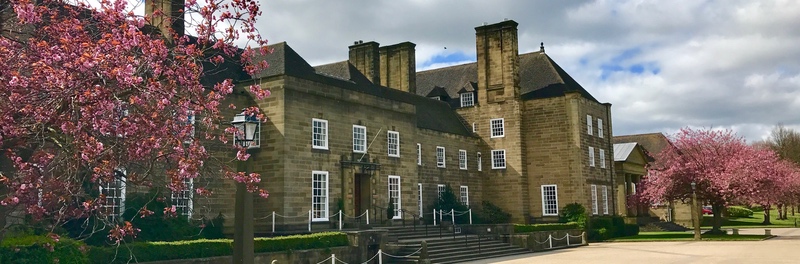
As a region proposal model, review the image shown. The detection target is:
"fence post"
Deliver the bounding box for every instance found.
[271,211,275,233]
[331,253,335,264]
[308,210,312,232]
[451,209,454,224]
[469,209,472,225]
[366,209,370,225]
[433,209,437,226]
[378,249,383,264]
[548,234,553,249]
[439,209,442,224]
[339,210,343,230]
[582,231,586,245]
[567,233,571,246]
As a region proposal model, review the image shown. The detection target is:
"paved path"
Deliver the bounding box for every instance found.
[462,228,800,264]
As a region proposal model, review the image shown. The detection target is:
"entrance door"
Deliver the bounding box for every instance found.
[354,173,371,215]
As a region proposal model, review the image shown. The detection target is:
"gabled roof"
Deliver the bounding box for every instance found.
[613,133,672,161]
[256,45,473,137]
[415,51,599,103]
[613,142,639,162]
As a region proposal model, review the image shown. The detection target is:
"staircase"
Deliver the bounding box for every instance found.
[383,226,531,264]
[641,221,689,232]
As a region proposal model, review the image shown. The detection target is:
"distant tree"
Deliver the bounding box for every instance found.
[765,124,800,218]
[0,0,269,242]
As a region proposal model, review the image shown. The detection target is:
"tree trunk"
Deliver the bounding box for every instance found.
[777,204,783,220]
[792,205,795,216]
[763,205,772,225]
[783,205,789,219]
[710,204,724,234]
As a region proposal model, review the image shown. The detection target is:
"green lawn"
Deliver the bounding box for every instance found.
[609,232,770,242]
[701,208,800,229]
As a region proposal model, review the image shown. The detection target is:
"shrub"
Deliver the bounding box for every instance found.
[432,185,471,224]
[727,206,754,218]
[560,203,587,228]
[588,216,626,239]
[90,232,348,264]
[588,228,609,241]
[514,222,580,233]
[479,201,511,224]
[623,224,640,237]
[0,235,89,264]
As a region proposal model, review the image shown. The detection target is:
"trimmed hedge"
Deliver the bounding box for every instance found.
[588,215,627,241]
[0,235,89,264]
[623,224,640,237]
[727,206,754,218]
[514,222,580,233]
[89,232,348,264]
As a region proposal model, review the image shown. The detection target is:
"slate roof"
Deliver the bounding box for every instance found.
[247,43,473,137]
[613,133,672,161]
[415,51,599,103]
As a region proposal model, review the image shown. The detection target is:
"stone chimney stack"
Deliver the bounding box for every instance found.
[145,0,186,42]
[348,41,381,84]
[379,42,417,94]
[475,20,519,104]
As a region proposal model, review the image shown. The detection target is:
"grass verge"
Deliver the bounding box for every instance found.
[608,232,770,242]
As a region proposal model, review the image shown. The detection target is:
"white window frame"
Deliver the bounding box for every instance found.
[171,178,194,219]
[100,169,127,222]
[353,125,366,153]
[460,186,469,206]
[436,146,446,168]
[591,184,598,215]
[312,171,329,221]
[598,118,604,138]
[587,115,593,135]
[491,149,506,169]
[418,183,423,216]
[417,143,422,166]
[599,149,606,168]
[541,185,558,216]
[388,175,402,219]
[184,110,195,144]
[477,152,482,171]
[589,147,595,167]
[602,185,609,215]
[472,123,476,133]
[459,150,467,170]
[387,131,400,157]
[460,92,474,107]
[490,118,505,138]
[312,118,328,150]
[437,184,446,200]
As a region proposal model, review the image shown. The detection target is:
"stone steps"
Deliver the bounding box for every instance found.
[384,226,531,263]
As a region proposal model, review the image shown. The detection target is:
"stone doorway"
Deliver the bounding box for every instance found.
[354,173,371,216]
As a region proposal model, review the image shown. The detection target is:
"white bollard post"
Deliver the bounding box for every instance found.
[582,231,586,245]
[433,209,437,226]
[451,209,454,224]
[331,254,335,264]
[567,234,571,246]
[469,209,473,225]
[308,210,312,232]
[272,211,276,233]
[378,249,383,264]
[366,209,370,225]
[339,210,343,230]
[439,209,443,223]
[548,234,553,249]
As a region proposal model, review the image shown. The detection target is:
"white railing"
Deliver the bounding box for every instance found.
[532,232,586,249]
[256,209,371,233]
[300,247,422,264]
[431,208,472,226]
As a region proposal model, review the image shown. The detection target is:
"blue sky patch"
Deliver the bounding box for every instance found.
[422,51,475,68]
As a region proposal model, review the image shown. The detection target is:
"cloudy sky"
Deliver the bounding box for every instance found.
[128,0,799,142]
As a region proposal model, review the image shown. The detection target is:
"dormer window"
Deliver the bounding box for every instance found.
[430,96,440,101]
[460,92,474,107]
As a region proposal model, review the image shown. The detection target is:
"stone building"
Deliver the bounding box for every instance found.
[191,19,617,233]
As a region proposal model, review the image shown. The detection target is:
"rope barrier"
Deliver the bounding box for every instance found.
[381,246,424,258]
[358,250,380,264]
[273,212,308,218]
[550,234,569,241]
[314,255,333,264]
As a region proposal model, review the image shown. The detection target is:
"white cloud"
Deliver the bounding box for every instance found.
[249,0,800,141]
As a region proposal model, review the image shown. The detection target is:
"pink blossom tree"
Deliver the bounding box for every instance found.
[638,128,756,233]
[0,0,269,242]
[733,146,798,224]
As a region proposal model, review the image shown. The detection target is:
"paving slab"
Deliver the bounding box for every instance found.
[461,228,800,264]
